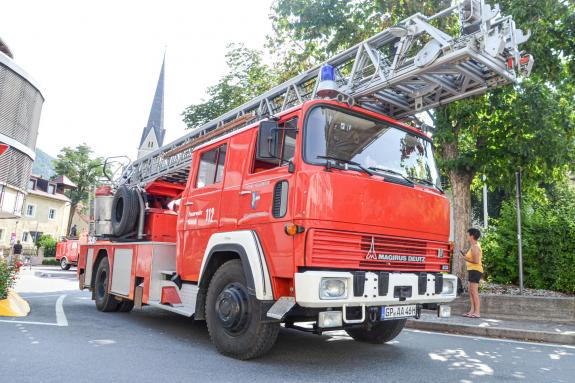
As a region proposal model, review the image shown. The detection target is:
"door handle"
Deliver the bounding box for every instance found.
[239,191,251,196]
[185,201,194,206]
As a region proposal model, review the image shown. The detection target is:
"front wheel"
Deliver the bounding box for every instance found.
[345,319,406,344]
[205,259,279,360]
[60,257,71,271]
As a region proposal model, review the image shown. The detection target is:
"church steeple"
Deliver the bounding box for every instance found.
[138,53,166,158]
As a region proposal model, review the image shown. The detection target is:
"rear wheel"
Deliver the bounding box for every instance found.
[205,259,279,360]
[345,319,406,344]
[94,258,120,312]
[60,257,71,271]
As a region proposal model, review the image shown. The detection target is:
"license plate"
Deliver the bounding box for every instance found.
[381,305,417,320]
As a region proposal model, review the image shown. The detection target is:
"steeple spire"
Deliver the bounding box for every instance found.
[138,52,166,158]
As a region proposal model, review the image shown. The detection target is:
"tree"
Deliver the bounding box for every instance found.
[182,44,278,129]
[267,0,575,279]
[53,144,103,235]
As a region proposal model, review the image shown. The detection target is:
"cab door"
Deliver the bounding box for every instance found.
[179,142,228,280]
[237,116,299,279]
[237,116,298,227]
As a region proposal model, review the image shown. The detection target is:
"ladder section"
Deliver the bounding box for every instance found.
[121,0,531,187]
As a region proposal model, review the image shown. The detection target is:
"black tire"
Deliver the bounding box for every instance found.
[94,258,120,312]
[345,319,406,344]
[60,257,71,271]
[111,186,140,237]
[205,259,279,360]
[117,300,135,313]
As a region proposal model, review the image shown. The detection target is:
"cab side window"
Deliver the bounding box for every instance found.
[196,144,227,188]
[252,118,298,173]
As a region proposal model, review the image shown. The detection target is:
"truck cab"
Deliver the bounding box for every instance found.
[173,99,456,352]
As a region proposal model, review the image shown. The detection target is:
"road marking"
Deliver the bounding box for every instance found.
[405,329,575,349]
[0,319,59,326]
[19,294,68,299]
[55,294,68,326]
[0,294,69,327]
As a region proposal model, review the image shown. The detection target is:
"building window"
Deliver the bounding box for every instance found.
[22,232,29,242]
[0,229,4,240]
[48,208,56,220]
[25,204,36,217]
[28,179,36,190]
[47,184,55,194]
[148,141,154,148]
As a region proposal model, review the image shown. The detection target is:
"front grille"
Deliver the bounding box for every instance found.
[307,228,450,272]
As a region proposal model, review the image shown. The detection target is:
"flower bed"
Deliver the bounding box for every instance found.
[0,258,21,300]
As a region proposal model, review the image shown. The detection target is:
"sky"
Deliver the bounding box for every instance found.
[1,0,274,160]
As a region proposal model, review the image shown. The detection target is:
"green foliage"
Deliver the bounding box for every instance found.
[482,182,575,293]
[42,259,60,266]
[267,0,451,78]
[182,44,277,128]
[0,259,19,300]
[53,143,103,233]
[37,234,57,258]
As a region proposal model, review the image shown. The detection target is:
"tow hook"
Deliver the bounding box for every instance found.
[415,304,422,319]
[368,307,379,322]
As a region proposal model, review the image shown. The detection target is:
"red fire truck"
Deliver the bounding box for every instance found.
[56,232,88,270]
[76,1,531,359]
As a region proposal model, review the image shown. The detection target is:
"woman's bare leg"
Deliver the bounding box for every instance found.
[467,282,475,315]
[470,282,480,316]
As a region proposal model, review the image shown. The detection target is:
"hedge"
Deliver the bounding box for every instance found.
[42,259,60,266]
[37,234,57,257]
[482,183,575,294]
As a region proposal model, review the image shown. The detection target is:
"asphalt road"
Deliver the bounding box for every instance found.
[1,267,573,383]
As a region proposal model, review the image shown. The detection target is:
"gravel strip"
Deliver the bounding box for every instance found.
[479,282,573,297]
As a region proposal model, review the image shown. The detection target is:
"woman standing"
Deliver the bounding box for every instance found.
[462,228,483,318]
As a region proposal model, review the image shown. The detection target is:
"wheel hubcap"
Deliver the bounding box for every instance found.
[215,283,249,334]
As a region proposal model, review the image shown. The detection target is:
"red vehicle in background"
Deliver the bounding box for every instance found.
[56,232,88,270]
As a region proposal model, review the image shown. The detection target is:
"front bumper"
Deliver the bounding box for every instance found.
[295,271,457,308]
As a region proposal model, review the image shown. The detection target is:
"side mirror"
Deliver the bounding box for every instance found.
[256,120,279,160]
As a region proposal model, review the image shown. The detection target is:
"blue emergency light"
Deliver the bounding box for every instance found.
[316,64,339,98]
[320,64,335,81]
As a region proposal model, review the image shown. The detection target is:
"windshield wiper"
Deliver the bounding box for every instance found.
[368,166,414,185]
[317,155,375,176]
[407,176,444,192]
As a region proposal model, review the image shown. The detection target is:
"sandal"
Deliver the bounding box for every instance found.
[462,313,473,317]
[469,314,481,318]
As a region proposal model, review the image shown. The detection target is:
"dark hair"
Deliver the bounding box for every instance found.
[467,228,481,240]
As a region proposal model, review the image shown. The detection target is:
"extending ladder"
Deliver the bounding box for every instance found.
[120,0,532,188]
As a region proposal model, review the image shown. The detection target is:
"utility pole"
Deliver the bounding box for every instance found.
[515,169,524,294]
[482,174,488,229]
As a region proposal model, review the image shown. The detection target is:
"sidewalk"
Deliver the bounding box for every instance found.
[407,312,575,345]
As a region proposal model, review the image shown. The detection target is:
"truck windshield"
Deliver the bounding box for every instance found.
[304,106,440,187]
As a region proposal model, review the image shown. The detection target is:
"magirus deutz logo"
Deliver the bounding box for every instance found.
[365,236,426,263]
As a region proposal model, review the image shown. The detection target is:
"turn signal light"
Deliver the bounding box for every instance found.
[284,223,304,236]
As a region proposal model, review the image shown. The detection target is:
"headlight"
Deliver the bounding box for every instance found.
[442,279,455,295]
[319,278,347,300]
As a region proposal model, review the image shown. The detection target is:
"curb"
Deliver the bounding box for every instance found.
[0,289,31,317]
[406,319,575,346]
